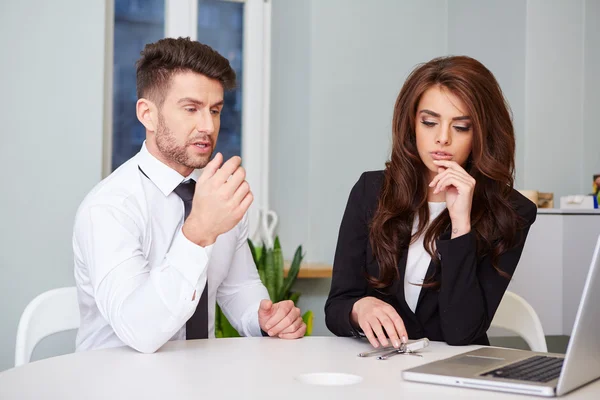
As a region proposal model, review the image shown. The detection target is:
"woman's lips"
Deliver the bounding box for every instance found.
[430,151,453,161]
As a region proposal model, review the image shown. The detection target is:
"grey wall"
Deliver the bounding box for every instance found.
[272,0,599,265]
[306,0,448,263]
[584,0,600,192]
[271,0,448,263]
[524,0,585,201]
[447,0,527,189]
[0,0,105,371]
[269,0,311,261]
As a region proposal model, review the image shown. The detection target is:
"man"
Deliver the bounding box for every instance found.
[73,37,305,353]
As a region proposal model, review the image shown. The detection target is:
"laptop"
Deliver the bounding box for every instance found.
[402,235,600,397]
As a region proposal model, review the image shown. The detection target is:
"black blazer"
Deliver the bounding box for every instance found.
[324,170,537,346]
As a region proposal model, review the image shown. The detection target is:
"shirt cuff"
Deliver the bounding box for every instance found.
[165,229,213,286]
[242,305,264,337]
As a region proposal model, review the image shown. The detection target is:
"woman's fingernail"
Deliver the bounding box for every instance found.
[401,335,408,344]
[394,339,401,348]
[373,342,379,348]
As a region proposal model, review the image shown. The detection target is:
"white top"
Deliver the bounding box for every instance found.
[72,143,268,353]
[1,337,598,399]
[404,202,447,313]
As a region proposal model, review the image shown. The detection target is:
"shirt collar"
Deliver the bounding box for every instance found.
[137,141,202,196]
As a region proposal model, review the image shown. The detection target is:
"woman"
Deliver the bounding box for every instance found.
[325,56,537,349]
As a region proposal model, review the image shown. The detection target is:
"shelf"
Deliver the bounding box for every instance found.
[283,261,332,279]
[537,208,600,215]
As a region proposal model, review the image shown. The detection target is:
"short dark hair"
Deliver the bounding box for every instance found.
[135,37,236,105]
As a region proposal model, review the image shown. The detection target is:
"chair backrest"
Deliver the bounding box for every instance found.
[14,287,80,367]
[491,290,548,352]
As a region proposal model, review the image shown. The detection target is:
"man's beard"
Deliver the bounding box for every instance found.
[155,113,213,170]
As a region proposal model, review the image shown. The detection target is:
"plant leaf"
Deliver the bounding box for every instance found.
[279,245,304,300]
[256,244,264,263]
[273,247,284,302]
[247,239,258,267]
[215,304,223,338]
[287,291,301,304]
[274,236,281,250]
[217,304,240,338]
[302,310,314,336]
[264,249,276,300]
[257,244,266,272]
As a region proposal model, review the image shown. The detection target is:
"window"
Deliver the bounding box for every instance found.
[112,0,165,171]
[197,0,244,162]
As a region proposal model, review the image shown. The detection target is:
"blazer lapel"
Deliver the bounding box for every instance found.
[415,224,451,309]
[416,260,436,308]
[391,246,420,323]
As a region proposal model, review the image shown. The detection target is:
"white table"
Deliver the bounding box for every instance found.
[0,337,598,399]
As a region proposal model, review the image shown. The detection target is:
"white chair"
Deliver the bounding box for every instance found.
[491,290,548,352]
[15,287,80,367]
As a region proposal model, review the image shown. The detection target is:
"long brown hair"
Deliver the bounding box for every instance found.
[369,56,520,289]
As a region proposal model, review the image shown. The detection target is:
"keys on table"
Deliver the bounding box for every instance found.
[357,338,430,360]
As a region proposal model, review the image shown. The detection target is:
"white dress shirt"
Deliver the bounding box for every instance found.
[73,143,268,353]
[404,202,447,313]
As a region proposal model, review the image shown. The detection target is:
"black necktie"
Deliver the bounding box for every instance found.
[173,180,209,340]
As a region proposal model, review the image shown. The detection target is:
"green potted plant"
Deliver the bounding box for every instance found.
[215,237,313,338]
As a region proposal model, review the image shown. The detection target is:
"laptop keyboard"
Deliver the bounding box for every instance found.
[481,355,564,383]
